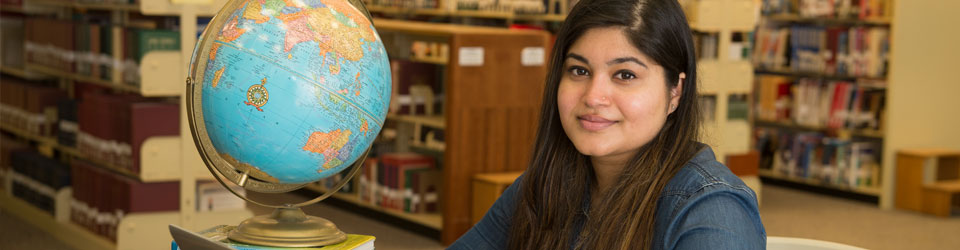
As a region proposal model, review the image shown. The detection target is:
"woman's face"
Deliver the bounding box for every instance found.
[558,27,681,167]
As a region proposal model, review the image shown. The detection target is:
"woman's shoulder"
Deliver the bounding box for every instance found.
[660,146,757,201]
[654,145,766,250]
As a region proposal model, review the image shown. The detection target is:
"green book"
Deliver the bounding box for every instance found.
[137,29,180,62]
[172,225,374,250]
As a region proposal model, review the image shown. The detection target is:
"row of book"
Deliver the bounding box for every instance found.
[756,75,885,131]
[364,0,556,14]
[755,127,881,188]
[387,60,444,116]
[753,24,889,78]
[761,0,891,20]
[0,79,65,137]
[70,160,179,242]
[9,150,71,215]
[693,32,752,61]
[0,135,27,176]
[21,16,180,86]
[75,91,179,174]
[352,153,441,214]
[365,0,440,9]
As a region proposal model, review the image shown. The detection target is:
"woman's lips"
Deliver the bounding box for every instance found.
[577,115,617,131]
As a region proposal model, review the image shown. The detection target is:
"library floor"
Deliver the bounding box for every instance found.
[2,185,959,250]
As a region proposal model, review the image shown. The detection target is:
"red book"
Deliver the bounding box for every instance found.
[127,101,179,174]
[776,82,792,121]
[113,174,180,213]
[381,153,434,210]
[828,82,851,128]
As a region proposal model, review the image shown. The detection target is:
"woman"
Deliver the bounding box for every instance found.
[449,0,765,249]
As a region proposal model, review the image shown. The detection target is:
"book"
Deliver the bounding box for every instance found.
[380,153,434,211]
[171,225,374,250]
[754,127,881,189]
[70,160,180,241]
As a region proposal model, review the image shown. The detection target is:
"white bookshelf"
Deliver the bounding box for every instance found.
[3,1,256,249]
[683,0,759,163]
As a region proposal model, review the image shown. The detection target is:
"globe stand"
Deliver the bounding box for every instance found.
[228,207,346,247]
[186,73,373,247]
[183,0,384,247]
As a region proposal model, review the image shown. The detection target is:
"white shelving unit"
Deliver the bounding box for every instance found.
[0,1,254,250]
[684,0,758,163]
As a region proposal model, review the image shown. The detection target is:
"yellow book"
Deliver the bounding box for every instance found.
[172,225,374,250]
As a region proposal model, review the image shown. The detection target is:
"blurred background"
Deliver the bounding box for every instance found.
[1,0,957,249]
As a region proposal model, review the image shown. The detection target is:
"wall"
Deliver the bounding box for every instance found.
[882,0,960,209]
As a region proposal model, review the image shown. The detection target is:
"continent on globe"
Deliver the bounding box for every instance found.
[303,129,359,171]
[212,66,226,88]
[245,0,379,67]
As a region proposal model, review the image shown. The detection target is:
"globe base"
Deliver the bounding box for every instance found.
[228,207,347,247]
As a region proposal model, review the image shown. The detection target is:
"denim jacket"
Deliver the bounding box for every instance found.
[449,146,766,249]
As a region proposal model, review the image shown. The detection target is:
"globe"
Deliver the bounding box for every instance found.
[186,0,391,185]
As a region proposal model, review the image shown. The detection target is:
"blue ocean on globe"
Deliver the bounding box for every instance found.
[194,0,390,184]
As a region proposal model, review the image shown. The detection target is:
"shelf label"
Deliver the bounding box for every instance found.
[521,47,545,66]
[458,47,484,66]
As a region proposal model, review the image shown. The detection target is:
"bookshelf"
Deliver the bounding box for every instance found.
[753,120,884,139]
[755,68,888,82]
[23,50,184,97]
[0,122,219,183]
[0,1,254,250]
[682,0,759,163]
[758,169,881,196]
[354,18,550,245]
[304,184,443,230]
[27,0,227,16]
[0,190,114,250]
[765,13,891,26]
[0,66,52,81]
[362,2,568,24]
[751,0,894,205]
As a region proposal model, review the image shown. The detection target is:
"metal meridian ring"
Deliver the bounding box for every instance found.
[187,77,368,209]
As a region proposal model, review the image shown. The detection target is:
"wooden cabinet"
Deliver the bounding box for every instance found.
[353,19,551,244]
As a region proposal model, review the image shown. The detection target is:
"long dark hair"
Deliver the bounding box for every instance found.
[507,0,702,249]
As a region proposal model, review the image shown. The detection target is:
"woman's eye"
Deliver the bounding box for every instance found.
[568,67,589,76]
[614,71,636,80]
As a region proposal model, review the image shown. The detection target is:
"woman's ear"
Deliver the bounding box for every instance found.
[669,72,685,114]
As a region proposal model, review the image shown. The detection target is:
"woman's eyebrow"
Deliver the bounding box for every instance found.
[608,57,648,69]
[566,53,589,64]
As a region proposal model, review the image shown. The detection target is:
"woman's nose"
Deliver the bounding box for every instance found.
[583,77,612,108]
